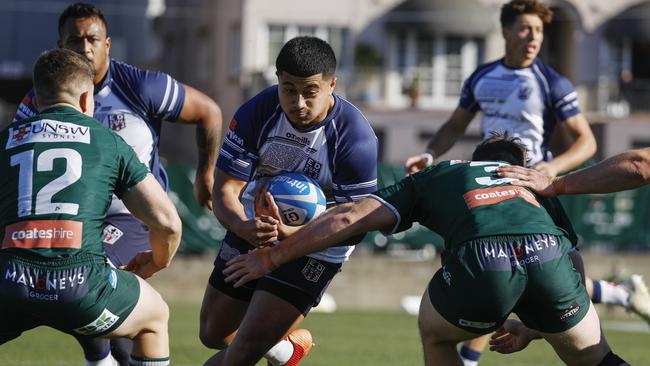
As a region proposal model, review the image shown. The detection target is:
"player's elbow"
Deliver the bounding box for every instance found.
[153,206,183,242]
[631,149,650,184]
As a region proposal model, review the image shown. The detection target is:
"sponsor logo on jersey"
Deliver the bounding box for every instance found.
[102,225,123,245]
[463,186,540,209]
[2,220,83,250]
[301,258,325,282]
[303,158,322,179]
[74,308,120,335]
[2,262,88,302]
[479,235,561,270]
[6,120,90,149]
[227,130,244,146]
[559,301,581,322]
[285,132,311,145]
[108,113,126,131]
[458,319,496,329]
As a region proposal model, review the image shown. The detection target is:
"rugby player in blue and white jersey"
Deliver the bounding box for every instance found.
[13,3,222,366]
[404,1,645,365]
[199,36,378,366]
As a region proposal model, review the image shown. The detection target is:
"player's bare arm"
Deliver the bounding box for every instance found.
[121,174,182,278]
[223,197,396,287]
[212,168,279,247]
[176,84,223,210]
[498,147,650,196]
[489,319,541,354]
[533,113,596,177]
[405,107,475,174]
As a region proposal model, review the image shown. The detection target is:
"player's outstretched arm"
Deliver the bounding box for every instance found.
[223,197,396,287]
[122,174,182,278]
[405,107,475,174]
[498,147,650,195]
[489,320,541,354]
[533,113,596,177]
[212,168,279,247]
[177,85,223,210]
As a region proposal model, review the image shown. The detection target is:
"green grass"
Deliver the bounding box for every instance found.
[1,304,649,365]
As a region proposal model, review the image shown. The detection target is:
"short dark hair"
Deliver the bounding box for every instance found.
[58,2,109,37]
[275,36,336,78]
[33,48,95,105]
[472,132,529,167]
[500,0,553,28]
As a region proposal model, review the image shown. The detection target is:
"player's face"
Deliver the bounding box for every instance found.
[502,13,544,68]
[59,16,111,84]
[277,71,336,130]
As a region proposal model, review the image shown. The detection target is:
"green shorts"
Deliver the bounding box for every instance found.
[0,251,140,342]
[429,234,589,334]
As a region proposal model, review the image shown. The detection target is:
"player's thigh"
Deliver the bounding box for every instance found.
[199,281,250,345]
[516,237,590,334]
[109,275,168,339]
[540,302,611,366]
[418,285,478,344]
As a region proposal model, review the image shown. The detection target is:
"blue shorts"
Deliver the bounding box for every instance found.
[209,233,341,315]
[102,214,150,267]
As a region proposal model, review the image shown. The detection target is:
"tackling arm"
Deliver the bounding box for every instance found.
[121,174,182,278]
[497,147,650,196]
[223,197,397,287]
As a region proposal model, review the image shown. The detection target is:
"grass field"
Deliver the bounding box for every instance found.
[1,303,649,365]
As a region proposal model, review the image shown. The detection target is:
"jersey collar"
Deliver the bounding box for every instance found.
[94,59,114,94]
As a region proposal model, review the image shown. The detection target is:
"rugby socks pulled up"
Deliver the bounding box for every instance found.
[459,344,481,366]
[265,339,293,366]
[593,280,629,307]
[597,351,629,366]
[86,353,117,366]
[128,355,170,366]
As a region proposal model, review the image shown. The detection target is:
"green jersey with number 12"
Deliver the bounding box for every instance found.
[0,106,149,258]
[373,160,569,251]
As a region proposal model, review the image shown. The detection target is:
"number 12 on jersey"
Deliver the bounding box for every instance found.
[10,148,82,217]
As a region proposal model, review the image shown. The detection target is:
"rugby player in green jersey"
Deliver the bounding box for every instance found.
[224,134,628,366]
[0,49,181,366]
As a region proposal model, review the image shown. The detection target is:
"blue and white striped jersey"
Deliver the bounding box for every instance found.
[459,58,580,166]
[13,59,186,217]
[217,85,378,263]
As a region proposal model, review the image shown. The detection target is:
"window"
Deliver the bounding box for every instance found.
[444,36,463,96]
[268,25,286,65]
[267,25,350,68]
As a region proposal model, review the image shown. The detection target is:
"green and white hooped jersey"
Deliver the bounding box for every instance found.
[372,160,569,251]
[0,106,149,258]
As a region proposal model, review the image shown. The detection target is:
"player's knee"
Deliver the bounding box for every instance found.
[198,326,229,350]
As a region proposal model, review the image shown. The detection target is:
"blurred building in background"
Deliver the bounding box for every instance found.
[157,0,650,165]
[1,0,650,163]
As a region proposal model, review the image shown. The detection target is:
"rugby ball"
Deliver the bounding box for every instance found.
[266,172,326,226]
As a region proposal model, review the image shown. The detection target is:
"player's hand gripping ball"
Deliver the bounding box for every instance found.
[266,172,326,226]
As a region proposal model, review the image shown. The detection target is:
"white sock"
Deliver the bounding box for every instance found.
[599,280,630,307]
[461,359,478,366]
[265,339,293,366]
[86,353,117,366]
